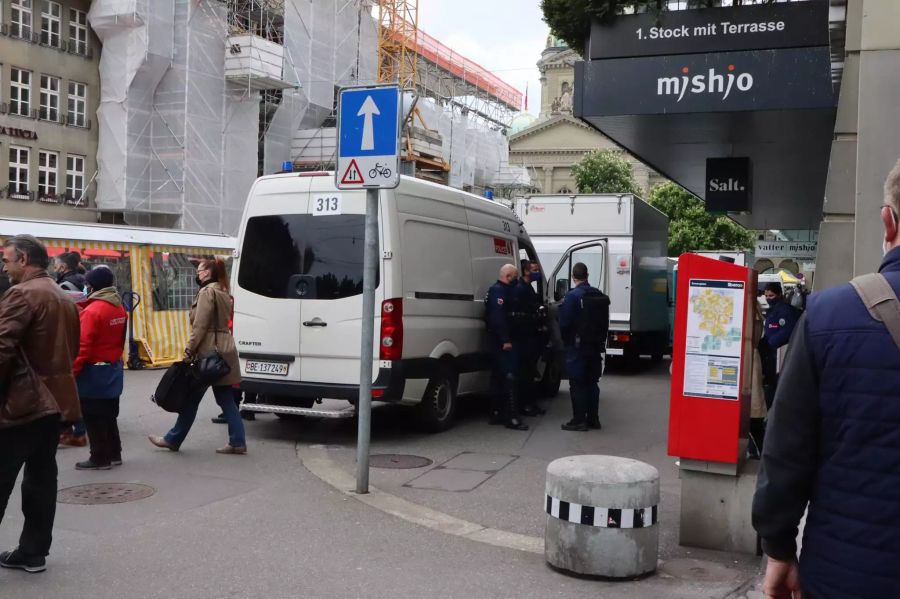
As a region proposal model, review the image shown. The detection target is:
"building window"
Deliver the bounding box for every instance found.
[66,154,85,202]
[40,75,60,122]
[9,146,30,194]
[11,0,33,39]
[41,1,61,47]
[10,68,32,117]
[68,8,88,54]
[39,151,58,198]
[67,81,86,127]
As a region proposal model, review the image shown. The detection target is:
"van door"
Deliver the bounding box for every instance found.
[548,238,609,304]
[296,189,382,385]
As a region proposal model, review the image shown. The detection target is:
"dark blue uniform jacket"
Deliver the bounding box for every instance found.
[486,280,514,345]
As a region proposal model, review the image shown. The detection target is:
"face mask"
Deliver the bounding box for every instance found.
[767,298,777,307]
[885,208,898,256]
[529,272,541,282]
[195,275,203,287]
[82,286,90,299]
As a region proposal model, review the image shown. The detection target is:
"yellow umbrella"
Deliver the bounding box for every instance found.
[778,270,801,284]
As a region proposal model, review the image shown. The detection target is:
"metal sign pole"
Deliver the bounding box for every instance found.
[355,186,379,494]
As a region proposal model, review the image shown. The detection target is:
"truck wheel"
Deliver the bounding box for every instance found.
[418,366,458,433]
[538,356,562,398]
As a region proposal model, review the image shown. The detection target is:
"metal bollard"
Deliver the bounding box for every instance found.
[545,455,660,578]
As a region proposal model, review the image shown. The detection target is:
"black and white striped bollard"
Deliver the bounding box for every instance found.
[545,455,660,578]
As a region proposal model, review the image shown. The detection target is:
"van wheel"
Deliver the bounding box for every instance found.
[418,366,458,433]
[538,356,562,399]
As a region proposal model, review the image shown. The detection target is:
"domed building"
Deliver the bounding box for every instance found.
[506,36,664,195]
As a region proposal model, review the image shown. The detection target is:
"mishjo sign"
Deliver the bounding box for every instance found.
[580,47,834,116]
[657,65,753,103]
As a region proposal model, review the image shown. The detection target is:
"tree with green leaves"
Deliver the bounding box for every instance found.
[571,149,642,195]
[541,0,775,55]
[647,181,755,257]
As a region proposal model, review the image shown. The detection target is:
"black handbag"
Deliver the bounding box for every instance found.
[151,362,194,413]
[190,289,231,386]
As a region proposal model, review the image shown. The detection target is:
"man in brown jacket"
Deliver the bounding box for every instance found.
[0,235,80,573]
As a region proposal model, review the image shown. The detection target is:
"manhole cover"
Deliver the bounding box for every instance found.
[369,454,433,469]
[57,483,156,505]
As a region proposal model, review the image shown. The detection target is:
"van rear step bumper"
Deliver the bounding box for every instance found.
[240,401,357,419]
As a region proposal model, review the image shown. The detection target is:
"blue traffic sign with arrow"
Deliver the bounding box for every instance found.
[338,86,400,158]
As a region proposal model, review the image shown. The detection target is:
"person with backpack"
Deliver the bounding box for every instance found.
[752,159,900,598]
[558,262,610,432]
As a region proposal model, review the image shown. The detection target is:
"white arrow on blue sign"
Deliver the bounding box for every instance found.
[336,85,401,189]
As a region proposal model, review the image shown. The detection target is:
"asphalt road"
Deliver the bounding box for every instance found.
[0,362,762,599]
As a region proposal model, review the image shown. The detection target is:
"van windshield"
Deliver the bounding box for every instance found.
[238,214,374,300]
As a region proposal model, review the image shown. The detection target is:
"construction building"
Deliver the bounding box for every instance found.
[0,0,101,223]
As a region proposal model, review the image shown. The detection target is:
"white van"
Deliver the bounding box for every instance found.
[232,173,568,431]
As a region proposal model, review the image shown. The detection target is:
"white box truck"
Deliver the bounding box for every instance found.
[514,194,670,362]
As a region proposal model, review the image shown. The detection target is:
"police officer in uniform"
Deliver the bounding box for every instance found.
[485,264,528,430]
[558,262,609,432]
[758,282,800,410]
[512,259,544,417]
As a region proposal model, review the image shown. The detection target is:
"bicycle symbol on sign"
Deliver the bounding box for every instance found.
[368,162,392,179]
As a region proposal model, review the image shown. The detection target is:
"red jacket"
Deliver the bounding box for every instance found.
[73,288,128,377]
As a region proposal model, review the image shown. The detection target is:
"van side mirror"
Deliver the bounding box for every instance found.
[554,279,569,302]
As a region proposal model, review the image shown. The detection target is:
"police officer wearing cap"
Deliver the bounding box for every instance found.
[759,282,800,410]
[485,264,528,430]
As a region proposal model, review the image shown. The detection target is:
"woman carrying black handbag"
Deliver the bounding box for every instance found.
[149,258,246,454]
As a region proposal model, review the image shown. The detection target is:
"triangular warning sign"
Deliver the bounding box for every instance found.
[340,159,365,185]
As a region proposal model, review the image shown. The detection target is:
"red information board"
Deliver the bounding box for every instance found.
[668,254,756,464]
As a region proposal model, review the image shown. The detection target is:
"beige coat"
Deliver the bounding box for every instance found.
[185,282,240,387]
[0,271,81,427]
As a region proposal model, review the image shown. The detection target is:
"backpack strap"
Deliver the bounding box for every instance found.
[850,273,900,352]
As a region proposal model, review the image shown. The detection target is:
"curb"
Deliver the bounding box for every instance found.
[301,448,544,555]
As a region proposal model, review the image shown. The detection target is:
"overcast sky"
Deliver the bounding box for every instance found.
[417,0,549,115]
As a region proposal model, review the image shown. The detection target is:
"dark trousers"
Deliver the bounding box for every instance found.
[489,342,519,419]
[0,415,60,557]
[82,397,121,466]
[566,349,601,425]
[515,336,539,408]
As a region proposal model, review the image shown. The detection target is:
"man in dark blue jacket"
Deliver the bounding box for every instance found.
[512,259,544,417]
[485,264,528,431]
[758,282,800,411]
[753,159,900,599]
[558,262,609,432]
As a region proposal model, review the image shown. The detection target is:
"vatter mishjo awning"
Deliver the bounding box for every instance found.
[574,1,836,230]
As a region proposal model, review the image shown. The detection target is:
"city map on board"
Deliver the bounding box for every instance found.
[683,279,746,400]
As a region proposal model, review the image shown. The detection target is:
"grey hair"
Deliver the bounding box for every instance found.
[4,235,50,269]
[886,159,900,214]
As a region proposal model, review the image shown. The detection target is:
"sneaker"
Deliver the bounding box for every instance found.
[0,549,46,573]
[75,459,112,470]
[587,420,602,430]
[111,457,123,466]
[59,434,87,447]
[215,445,247,455]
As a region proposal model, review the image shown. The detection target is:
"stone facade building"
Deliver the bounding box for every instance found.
[0,0,100,222]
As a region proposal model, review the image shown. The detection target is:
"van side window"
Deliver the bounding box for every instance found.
[238,214,376,300]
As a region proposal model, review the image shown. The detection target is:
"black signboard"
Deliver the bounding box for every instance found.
[706,157,751,213]
[578,47,834,116]
[589,1,829,60]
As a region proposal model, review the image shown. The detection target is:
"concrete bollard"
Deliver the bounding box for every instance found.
[545,455,660,578]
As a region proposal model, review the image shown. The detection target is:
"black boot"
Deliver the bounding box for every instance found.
[505,417,529,431]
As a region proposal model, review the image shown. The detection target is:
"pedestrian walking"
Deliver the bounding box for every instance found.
[0,235,80,573]
[149,258,246,454]
[55,251,88,448]
[73,266,128,470]
[753,159,900,599]
[212,293,254,424]
[485,264,528,430]
[558,262,609,432]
